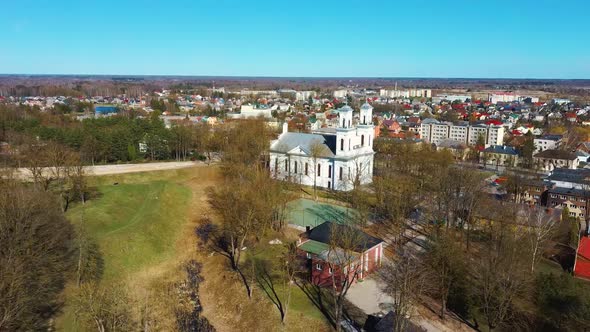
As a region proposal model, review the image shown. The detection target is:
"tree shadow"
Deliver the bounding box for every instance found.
[295,279,336,327]
[255,263,285,320]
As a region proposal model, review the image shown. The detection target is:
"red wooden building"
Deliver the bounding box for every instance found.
[574,236,590,280]
[297,222,384,288]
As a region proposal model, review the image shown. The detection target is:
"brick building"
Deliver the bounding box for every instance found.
[297,221,383,288]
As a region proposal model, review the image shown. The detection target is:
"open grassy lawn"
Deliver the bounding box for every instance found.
[54,166,330,331]
[67,176,191,280]
[55,169,195,331]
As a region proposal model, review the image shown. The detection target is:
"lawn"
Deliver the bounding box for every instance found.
[247,237,327,322]
[286,198,359,228]
[67,175,191,279]
[55,169,194,330]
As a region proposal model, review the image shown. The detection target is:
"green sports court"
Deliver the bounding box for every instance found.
[285,198,358,228]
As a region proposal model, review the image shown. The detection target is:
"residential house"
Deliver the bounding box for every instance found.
[297,221,384,288]
[436,139,469,161]
[382,119,401,136]
[481,145,518,167]
[534,150,579,171]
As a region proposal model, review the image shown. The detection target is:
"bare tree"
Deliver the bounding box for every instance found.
[525,207,557,273]
[0,179,75,331]
[472,208,533,331]
[73,282,135,332]
[379,249,429,332]
[309,140,330,200]
[325,223,366,332]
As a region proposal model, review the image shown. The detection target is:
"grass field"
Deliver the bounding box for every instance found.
[55,169,196,330]
[54,167,330,332]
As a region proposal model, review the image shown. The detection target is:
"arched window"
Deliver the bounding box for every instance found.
[340,139,344,151]
[339,167,343,180]
[285,159,288,172]
[328,165,332,177]
[305,163,308,175]
[361,135,365,146]
[363,115,366,124]
[294,161,298,174]
[342,119,345,127]
[348,120,351,128]
[317,164,321,177]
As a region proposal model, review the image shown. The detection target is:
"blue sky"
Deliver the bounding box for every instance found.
[1,0,588,78]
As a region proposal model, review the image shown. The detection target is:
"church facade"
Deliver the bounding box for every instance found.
[269,103,375,191]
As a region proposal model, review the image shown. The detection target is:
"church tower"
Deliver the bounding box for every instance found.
[359,102,373,125]
[335,105,355,157]
[338,105,354,129]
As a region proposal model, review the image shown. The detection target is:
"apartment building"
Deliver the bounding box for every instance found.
[548,187,589,219]
[379,88,432,98]
[420,119,504,147]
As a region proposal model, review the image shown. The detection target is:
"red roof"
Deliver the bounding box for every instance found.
[566,113,577,118]
[575,237,590,279]
[486,120,503,126]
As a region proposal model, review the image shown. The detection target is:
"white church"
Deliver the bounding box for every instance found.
[269,103,375,191]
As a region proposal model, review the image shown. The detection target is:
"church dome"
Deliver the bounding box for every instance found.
[338,105,354,112]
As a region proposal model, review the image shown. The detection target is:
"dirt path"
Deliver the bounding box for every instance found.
[12,160,209,179]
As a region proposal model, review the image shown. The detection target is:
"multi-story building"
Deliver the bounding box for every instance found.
[420,119,504,147]
[517,179,553,206]
[481,145,519,167]
[379,88,431,99]
[295,90,316,101]
[534,134,563,153]
[333,89,349,98]
[433,94,472,102]
[548,187,590,219]
[270,103,375,191]
[533,150,579,171]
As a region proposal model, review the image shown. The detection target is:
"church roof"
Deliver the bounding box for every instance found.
[360,102,373,110]
[270,132,335,157]
[337,105,354,113]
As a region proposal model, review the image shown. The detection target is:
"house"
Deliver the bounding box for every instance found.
[547,187,590,219]
[382,119,401,135]
[534,150,579,171]
[481,145,518,167]
[516,179,553,206]
[574,237,590,280]
[436,139,469,160]
[297,221,384,288]
[270,104,375,191]
[534,134,563,153]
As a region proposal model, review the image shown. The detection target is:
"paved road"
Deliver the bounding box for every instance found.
[12,161,209,179]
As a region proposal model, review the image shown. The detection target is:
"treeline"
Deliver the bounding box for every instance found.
[0,104,222,165]
[372,139,590,331]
